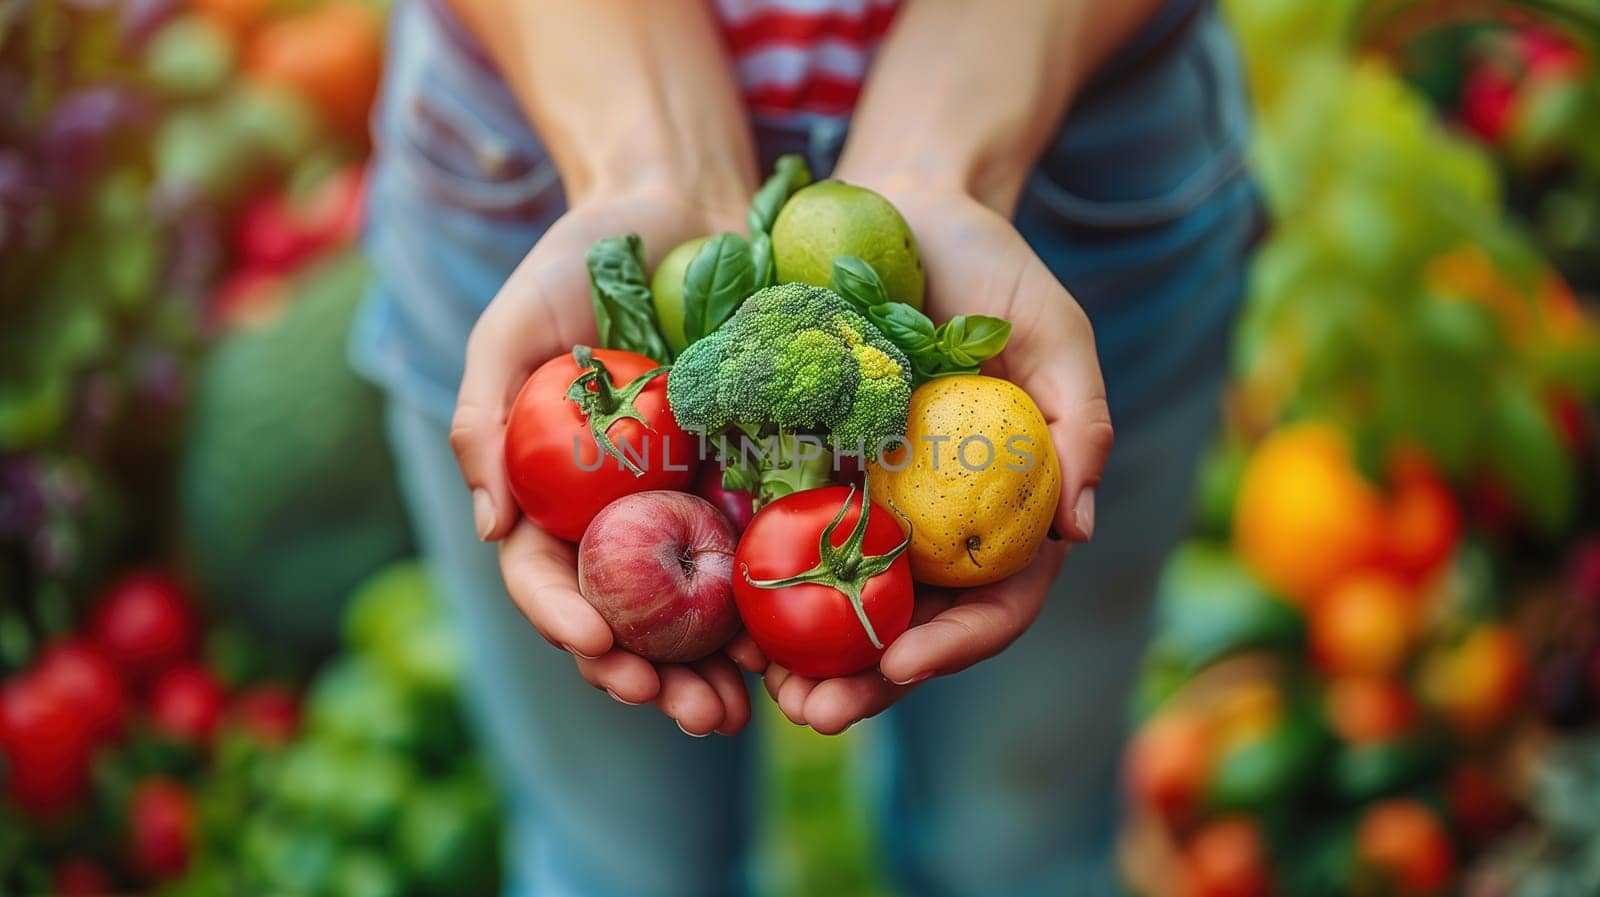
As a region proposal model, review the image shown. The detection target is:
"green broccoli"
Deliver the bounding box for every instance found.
[668,282,912,454]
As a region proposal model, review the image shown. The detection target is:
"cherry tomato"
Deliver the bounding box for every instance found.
[148,664,227,745]
[505,347,698,542]
[733,483,913,678]
[90,570,197,680]
[34,639,128,745]
[129,777,194,881]
[229,684,299,745]
[0,674,93,816]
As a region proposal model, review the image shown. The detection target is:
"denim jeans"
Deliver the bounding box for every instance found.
[358,2,1261,894]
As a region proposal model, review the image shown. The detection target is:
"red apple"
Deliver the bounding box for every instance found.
[578,491,740,663]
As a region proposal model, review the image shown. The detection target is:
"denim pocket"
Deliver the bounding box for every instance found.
[1024,14,1250,235]
[382,0,561,218]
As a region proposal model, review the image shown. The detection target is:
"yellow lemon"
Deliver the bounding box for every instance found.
[771,180,924,309]
[869,375,1060,587]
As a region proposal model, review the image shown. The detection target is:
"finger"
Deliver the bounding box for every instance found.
[762,664,790,706]
[653,665,726,737]
[776,671,818,726]
[498,521,614,659]
[575,651,661,706]
[879,541,1067,684]
[695,656,752,736]
[451,255,589,542]
[803,674,907,735]
[723,633,768,674]
[1010,273,1114,542]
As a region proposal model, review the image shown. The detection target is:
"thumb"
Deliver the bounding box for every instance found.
[450,312,535,542]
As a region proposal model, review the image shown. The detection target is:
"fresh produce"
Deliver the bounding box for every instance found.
[1182,817,1272,897]
[129,777,195,881]
[868,375,1060,588]
[505,346,697,542]
[89,570,199,681]
[828,256,1012,384]
[693,460,757,532]
[32,639,129,744]
[1232,423,1384,604]
[1354,799,1455,895]
[734,480,914,678]
[242,2,383,141]
[650,236,711,353]
[0,673,94,817]
[667,281,914,454]
[149,663,228,745]
[1308,573,1418,677]
[577,491,741,663]
[772,180,925,308]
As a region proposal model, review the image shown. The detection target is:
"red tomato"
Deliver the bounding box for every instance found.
[1356,799,1456,895]
[229,684,299,745]
[148,664,227,745]
[34,639,128,745]
[505,347,698,542]
[0,674,93,816]
[1382,452,1461,584]
[51,857,113,897]
[1183,817,1272,897]
[129,778,194,881]
[90,570,197,681]
[733,484,914,678]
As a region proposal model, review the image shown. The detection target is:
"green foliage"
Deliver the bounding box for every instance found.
[829,257,1011,383]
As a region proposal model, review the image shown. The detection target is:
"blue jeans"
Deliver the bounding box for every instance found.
[360,2,1261,895]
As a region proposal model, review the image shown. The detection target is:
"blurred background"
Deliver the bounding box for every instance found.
[3,0,1600,895]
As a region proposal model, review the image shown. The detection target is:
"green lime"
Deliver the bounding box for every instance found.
[771,180,924,309]
[650,236,711,353]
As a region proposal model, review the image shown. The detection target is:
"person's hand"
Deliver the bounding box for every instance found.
[452,186,758,736]
[747,186,1113,734]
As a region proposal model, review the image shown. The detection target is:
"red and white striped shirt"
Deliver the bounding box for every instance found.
[713,0,899,120]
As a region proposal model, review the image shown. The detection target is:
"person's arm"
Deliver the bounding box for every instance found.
[447,0,757,209]
[762,1,1160,733]
[445,2,763,736]
[836,0,1165,215]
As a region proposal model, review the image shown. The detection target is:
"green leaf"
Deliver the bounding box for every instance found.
[748,153,812,237]
[749,231,775,289]
[682,232,755,343]
[585,234,674,363]
[1486,379,1576,534]
[937,315,1012,367]
[830,256,890,313]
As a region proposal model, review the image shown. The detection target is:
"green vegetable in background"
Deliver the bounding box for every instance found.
[585,234,675,363]
[829,257,1011,383]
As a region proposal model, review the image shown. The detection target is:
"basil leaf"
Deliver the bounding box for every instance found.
[830,256,890,314]
[748,153,812,236]
[939,314,1012,367]
[750,231,775,290]
[586,234,674,363]
[867,302,938,355]
[683,232,755,343]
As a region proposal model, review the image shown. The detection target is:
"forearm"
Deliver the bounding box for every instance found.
[446,0,757,208]
[836,0,1165,214]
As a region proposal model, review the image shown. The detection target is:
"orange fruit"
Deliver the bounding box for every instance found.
[1309,572,1418,677]
[1233,422,1384,603]
[1183,817,1272,897]
[1420,624,1528,736]
[1126,709,1216,824]
[1383,451,1461,584]
[1325,677,1420,744]
[1356,799,1455,895]
[245,3,383,141]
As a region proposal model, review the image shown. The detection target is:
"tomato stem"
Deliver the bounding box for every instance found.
[564,346,671,478]
[741,472,911,650]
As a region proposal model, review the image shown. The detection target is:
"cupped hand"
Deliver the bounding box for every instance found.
[452,188,756,736]
[743,186,1114,734]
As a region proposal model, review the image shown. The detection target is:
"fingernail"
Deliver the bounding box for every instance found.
[677,721,709,738]
[1047,526,1063,542]
[889,670,933,687]
[1074,487,1096,541]
[472,489,495,541]
[563,643,602,660]
[606,689,641,706]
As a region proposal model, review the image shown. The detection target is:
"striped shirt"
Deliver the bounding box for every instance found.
[713,0,899,119]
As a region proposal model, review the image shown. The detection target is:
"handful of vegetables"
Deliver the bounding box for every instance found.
[502,156,1062,684]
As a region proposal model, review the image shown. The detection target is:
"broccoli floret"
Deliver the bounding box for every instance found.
[667,282,912,456]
